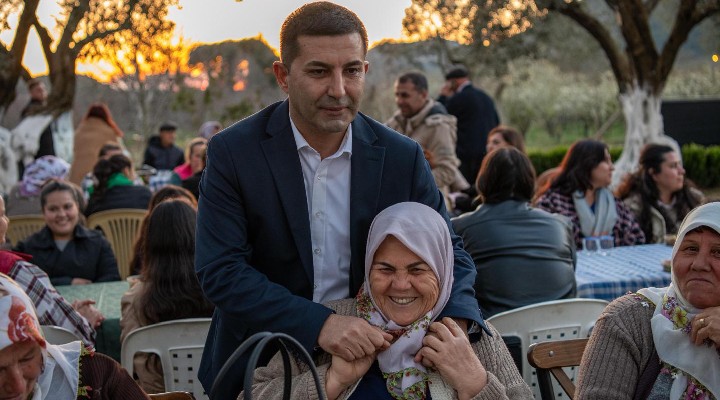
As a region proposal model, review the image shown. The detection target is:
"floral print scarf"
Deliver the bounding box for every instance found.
[358,202,454,400]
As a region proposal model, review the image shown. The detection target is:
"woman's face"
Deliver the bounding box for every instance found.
[486,132,508,154]
[652,151,685,196]
[368,235,440,326]
[0,340,43,399]
[673,229,720,309]
[189,144,207,174]
[42,190,79,240]
[589,149,614,189]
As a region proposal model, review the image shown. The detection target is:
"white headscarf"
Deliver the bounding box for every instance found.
[638,202,720,398]
[357,202,454,399]
[0,274,80,400]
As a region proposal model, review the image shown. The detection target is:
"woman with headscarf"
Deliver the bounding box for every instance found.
[243,202,532,400]
[0,273,149,399]
[69,103,124,185]
[534,139,645,248]
[6,155,72,217]
[576,202,720,399]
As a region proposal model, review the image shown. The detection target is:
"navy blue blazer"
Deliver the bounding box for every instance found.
[195,100,484,397]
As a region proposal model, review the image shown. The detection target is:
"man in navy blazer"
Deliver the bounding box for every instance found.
[195,3,484,398]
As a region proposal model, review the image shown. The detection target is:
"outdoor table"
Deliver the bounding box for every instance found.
[575,243,672,301]
[57,280,129,361]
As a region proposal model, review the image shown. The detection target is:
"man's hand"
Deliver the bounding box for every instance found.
[318,314,392,361]
[72,299,105,328]
[423,149,436,168]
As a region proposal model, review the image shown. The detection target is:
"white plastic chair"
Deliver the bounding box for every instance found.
[41,325,82,345]
[121,318,211,400]
[487,299,609,399]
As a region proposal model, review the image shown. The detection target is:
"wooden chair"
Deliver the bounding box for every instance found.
[86,208,146,279]
[527,338,589,400]
[148,392,195,400]
[6,214,45,245]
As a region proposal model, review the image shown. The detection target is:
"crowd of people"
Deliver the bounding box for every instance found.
[0,1,717,399]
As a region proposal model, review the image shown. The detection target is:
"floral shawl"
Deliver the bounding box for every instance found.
[357,202,454,400]
[19,156,70,197]
[638,202,720,399]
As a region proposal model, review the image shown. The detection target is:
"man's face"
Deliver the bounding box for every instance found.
[394,80,428,118]
[29,83,46,102]
[273,33,368,137]
[159,129,176,147]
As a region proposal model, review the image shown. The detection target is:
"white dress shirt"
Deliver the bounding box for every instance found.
[290,118,352,303]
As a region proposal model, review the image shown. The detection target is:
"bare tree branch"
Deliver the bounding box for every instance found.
[643,0,662,14]
[614,0,659,87]
[57,0,90,53]
[31,19,53,64]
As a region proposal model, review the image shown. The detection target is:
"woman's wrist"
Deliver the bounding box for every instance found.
[324,367,347,400]
[456,370,488,400]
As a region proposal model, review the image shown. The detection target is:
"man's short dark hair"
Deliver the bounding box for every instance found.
[445,66,469,80]
[280,1,368,68]
[159,122,177,132]
[477,147,536,204]
[98,142,123,158]
[397,72,429,93]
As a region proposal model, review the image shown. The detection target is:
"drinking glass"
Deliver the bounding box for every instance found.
[582,237,600,254]
[598,235,614,256]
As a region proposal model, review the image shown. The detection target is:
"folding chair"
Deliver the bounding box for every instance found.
[528,338,589,399]
[486,298,608,399]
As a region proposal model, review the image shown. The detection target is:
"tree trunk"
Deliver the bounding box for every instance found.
[612,83,678,187]
[45,49,76,115]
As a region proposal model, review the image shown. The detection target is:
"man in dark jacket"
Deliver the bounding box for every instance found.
[142,122,184,170]
[437,66,500,185]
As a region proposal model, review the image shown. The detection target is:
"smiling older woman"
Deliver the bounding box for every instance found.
[576,202,720,399]
[242,202,532,400]
[0,274,149,399]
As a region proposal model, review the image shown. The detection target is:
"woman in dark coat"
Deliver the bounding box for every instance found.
[14,181,120,286]
[85,154,151,217]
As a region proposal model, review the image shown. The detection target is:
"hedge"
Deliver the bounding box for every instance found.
[527,144,720,188]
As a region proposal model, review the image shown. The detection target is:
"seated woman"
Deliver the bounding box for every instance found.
[173,137,207,181]
[485,125,526,154]
[0,273,149,399]
[180,139,206,200]
[452,148,576,318]
[0,194,101,345]
[243,202,532,399]
[128,185,198,276]
[576,202,720,399]
[534,139,645,248]
[6,155,73,217]
[120,199,214,393]
[85,154,152,217]
[14,181,120,286]
[616,143,705,244]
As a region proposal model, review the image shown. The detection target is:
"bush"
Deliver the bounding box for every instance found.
[528,146,622,174]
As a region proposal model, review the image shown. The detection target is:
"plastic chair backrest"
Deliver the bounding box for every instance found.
[487,299,608,400]
[6,214,45,246]
[86,208,146,279]
[121,318,211,400]
[527,338,589,400]
[41,325,82,345]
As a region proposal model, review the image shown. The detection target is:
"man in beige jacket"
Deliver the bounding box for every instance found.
[386,72,469,211]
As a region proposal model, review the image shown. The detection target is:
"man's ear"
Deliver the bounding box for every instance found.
[273,61,289,94]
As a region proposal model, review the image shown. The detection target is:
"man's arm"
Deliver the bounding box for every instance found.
[425,117,463,189]
[407,143,484,332]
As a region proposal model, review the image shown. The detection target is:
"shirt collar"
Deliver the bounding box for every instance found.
[290,114,353,157]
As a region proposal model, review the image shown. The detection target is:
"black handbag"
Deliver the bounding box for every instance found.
[210,332,326,400]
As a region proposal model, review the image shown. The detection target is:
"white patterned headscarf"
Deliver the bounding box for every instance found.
[638,202,720,398]
[0,274,79,400]
[357,202,454,399]
[19,156,70,197]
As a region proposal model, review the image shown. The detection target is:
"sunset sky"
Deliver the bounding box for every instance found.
[2,0,413,76]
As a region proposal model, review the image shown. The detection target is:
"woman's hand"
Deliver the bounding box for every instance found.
[691,306,720,348]
[70,277,92,285]
[415,317,487,400]
[72,299,105,328]
[325,352,376,400]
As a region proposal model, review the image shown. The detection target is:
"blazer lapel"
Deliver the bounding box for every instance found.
[261,101,314,283]
[349,115,385,293]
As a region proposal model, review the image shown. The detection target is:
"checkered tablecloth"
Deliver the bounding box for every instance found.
[576,243,673,301]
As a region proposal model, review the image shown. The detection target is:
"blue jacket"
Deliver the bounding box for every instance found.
[195,100,484,398]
